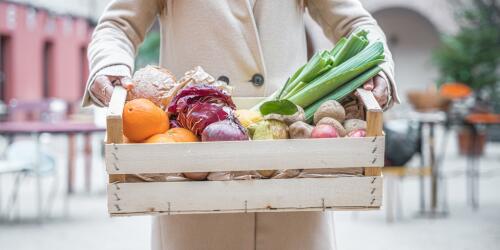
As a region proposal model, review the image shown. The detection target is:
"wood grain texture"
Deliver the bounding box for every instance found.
[357,88,384,176]
[106,86,127,182]
[108,176,382,215]
[357,88,382,112]
[105,136,385,174]
[106,86,127,144]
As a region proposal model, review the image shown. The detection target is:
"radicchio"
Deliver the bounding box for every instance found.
[167,85,236,135]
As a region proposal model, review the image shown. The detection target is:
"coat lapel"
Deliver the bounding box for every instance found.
[230,0,267,80]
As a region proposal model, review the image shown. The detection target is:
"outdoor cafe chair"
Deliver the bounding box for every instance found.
[0,139,57,221]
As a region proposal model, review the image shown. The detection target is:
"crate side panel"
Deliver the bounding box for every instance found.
[106,136,385,174]
[108,177,382,215]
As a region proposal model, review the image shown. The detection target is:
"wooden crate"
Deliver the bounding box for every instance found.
[105,87,384,216]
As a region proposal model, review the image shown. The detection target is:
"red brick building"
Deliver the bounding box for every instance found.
[0,2,93,104]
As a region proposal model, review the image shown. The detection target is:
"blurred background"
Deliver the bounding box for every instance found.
[0,0,499,249]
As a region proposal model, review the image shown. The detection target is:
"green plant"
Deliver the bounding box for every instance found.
[433,0,500,98]
[135,31,161,69]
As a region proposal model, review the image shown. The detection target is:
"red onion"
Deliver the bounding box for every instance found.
[201,119,249,142]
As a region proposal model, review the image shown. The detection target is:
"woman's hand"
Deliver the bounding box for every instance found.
[361,75,389,107]
[90,75,134,106]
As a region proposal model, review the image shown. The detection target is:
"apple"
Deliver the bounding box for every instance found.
[311,124,339,138]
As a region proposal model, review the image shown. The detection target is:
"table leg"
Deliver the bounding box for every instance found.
[32,132,43,223]
[67,134,76,194]
[418,123,426,213]
[84,133,92,193]
[429,123,437,213]
[470,125,480,210]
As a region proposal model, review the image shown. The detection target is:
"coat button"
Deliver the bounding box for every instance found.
[250,73,264,87]
[217,75,230,85]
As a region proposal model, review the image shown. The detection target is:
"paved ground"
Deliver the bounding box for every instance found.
[0,129,499,250]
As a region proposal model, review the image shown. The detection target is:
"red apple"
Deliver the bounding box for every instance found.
[311,124,339,138]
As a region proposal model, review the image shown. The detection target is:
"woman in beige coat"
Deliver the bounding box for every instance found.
[85,0,399,249]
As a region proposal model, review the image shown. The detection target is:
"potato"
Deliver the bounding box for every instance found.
[289,121,314,139]
[313,100,346,124]
[317,117,346,137]
[343,119,367,134]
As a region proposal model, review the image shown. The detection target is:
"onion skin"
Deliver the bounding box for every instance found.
[201,120,249,142]
[183,172,209,181]
[311,125,339,138]
[257,170,276,178]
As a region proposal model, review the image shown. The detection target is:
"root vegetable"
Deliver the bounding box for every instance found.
[311,124,339,138]
[183,172,209,181]
[313,100,345,124]
[252,120,289,140]
[289,121,314,139]
[347,129,366,137]
[257,170,276,178]
[343,119,367,134]
[316,117,346,137]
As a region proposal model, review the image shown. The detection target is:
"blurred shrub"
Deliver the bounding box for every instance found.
[135,31,160,69]
[433,0,500,98]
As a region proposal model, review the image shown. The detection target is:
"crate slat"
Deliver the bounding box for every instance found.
[106,136,384,174]
[108,176,382,216]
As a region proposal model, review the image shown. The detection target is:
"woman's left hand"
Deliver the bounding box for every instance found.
[362,75,389,107]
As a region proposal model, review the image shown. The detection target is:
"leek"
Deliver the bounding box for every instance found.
[280,50,331,98]
[304,66,383,123]
[332,30,368,66]
[288,42,385,108]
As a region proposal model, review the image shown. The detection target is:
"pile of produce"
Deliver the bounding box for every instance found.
[252,29,384,123]
[120,30,383,181]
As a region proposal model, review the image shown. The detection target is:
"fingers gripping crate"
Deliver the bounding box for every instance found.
[105,87,384,216]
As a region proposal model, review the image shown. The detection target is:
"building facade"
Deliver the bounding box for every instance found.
[0,2,93,103]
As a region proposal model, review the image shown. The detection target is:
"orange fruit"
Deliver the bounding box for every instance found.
[123,98,169,142]
[165,128,199,142]
[144,133,176,143]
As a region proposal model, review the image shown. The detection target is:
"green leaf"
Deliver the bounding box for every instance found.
[259,100,298,116]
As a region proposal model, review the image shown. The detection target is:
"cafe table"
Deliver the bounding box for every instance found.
[464,113,500,209]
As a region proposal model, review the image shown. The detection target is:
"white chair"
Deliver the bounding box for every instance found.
[0,139,57,221]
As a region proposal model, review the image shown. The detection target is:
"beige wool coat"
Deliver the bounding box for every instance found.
[85,0,399,249]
